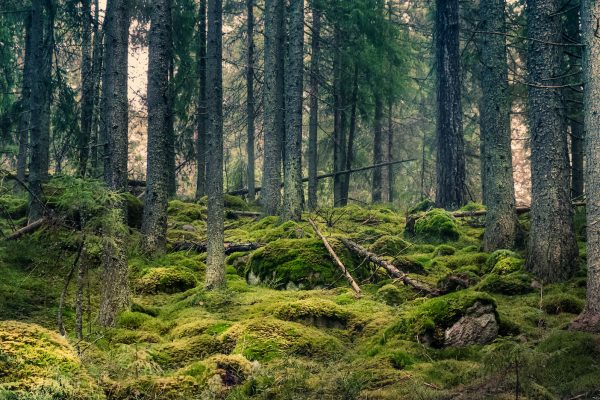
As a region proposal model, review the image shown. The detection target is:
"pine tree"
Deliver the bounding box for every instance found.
[246,0,256,202]
[77,0,93,178]
[307,2,320,211]
[195,0,207,199]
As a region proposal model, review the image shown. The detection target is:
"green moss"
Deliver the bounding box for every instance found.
[389,351,415,370]
[411,209,460,243]
[171,319,232,338]
[369,236,411,256]
[105,375,198,400]
[154,335,229,367]
[484,249,519,273]
[376,284,410,306]
[434,244,456,257]
[123,192,143,229]
[392,256,426,274]
[167,200,205,223]
[275,299,355,329]
[478,272,533,295]
[459,202,485,212]
[491,257,524,275]
[408,199,435,214]
[541,293,584,315]
[0,194,28,219]
[0,321,104,399]
[202,354,254,387]
[135,266,198,294]
[117,311,153,329]
[131,301,160,317]
[109,329,161,344]
[386,291,496,347]
[224,194,250,211]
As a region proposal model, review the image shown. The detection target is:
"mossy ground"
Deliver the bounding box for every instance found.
[0,195,598,399]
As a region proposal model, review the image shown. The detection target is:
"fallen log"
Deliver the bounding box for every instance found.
[423,201,587,219]
[4,218,46,241]
[171,241,261,254]
[227,159,417,196]
[339,237,439,296]
[308,218,362,296]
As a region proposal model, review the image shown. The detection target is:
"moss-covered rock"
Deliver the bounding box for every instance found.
[223,194,250,211]
[153,335,229,367]
[275,299,356,330]
[491,256,524,275]
[171,320,232,339]
[392,256,426,274]
[434,244,456,257]
[202,354,254,387]
[478,272,533,295]
[411,209,460,243]
[135,266,198,294]
[167,200,205,223]
[541,293,584,315]
[408,199,435,214]
[369,236,411,256]
[484,249,519,273]
[0,321,105,399]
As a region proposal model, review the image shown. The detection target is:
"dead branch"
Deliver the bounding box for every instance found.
[3,218,47,241]
[171,241,261,254]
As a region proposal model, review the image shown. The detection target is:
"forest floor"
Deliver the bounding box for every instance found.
[0,185,599,399]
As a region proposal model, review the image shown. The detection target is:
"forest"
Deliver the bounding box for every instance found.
[0,0,599,398]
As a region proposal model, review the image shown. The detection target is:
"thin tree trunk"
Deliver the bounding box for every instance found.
[571,121,584,198]
[341,65,358,207]
[479,0,518,251]
[262,0,285,215]
[196,0,207,199]
[571,0,600,332]
[99,0,130,326]
[332,30,345,207]
[372,95,383,204]
[89,0,103,176]
[307,5,320,211]
[386,100,394,203]
[525,0,578,282]
[246,0,256,202]
[166,19,176,198]
[16,10,33,191]
[282,0,304,221]
[435,0,466,210]
[75,248,87,345]
[205,0,225,289]
[141,0,172,255]
[78,0,93,177]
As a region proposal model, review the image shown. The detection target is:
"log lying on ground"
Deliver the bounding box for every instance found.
[227,159,417,196]
[339,237,439,296]
[308,218,362,296]
[171,241,260,254]
[420,201,587,219]
[4,218,47,241]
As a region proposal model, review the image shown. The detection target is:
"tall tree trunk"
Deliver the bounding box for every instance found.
[78,0,93,178]
[571,0,600,332]
[262,0,285,215]
[282,0,304,221]
[372,95,383,204]
[166,23,176,198]
[571,121,584,198]
[307,4,320,211]
[205,0,225,288]
[141,0,172,255]
[89,0,103,176]
[195,0,207,199]
[246,0,256,201]
[98,0,130,326]
[525,0,578,282]
[332,30,345,207]
[435,0,466,210]
[28,0,54,222]
[16,10,33,191]
[386,100,394,203]
[341,65,358,206]
[479,0,518,252]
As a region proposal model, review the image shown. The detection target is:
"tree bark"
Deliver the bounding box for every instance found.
[77,0,93,178]
[141,0,172,255]
[246,0,256,202]
[332,30,346,207]
[262,0,285,215]
[16,10,33,191]
[525,0,578,282]
[282,0,304,221]
[195,0,207,199]
[479,0,518,251]
[205,0,225,289]
[89,0,103,176]
[372,95,384,203]
[341,65,358,207]
[386,100,394,203]
[435,0,466,210]
[307,5,320,211]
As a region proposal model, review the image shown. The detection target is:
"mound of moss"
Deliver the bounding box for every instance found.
[167,200,205,223]
[245,238,361,290]
[0,321,105,399]
[369,236,411,256]
[478,272,533,295]
[484,249,520,273]
[0,194,28,220]
[104,375,198,400]
[408,199,435,214]
[411,209,460,243]
[386,291,497,347]
[275,299,356,330]
[541,293,585,315]
[376,284,411,306]
[135,266,198,294]
[154,335,230,368]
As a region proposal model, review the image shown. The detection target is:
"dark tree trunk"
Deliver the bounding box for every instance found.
[340,66,358,207]
[372,95,383,204]
[571,0,600,332]
[205,0,225,288]
[571,121,584,198]
[195,0,207,199]
[166,23,176,198]
[435,0,466,210]
[479,0,518,251]
[332,31,346,207]
[246,0,256,201]
[386,100,394,203]
[16,10,33,190]
[525,0,578,282]
[28,0,54,222]
[262,0,285,215]
[141,0,172,255]
[77,0,93,177]
[307,5,320,211]
[89,0,103,176]
[98,0,130,326]
[282,0,304,221]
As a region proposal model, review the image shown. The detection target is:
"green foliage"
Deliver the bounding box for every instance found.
[459,202,485,212]
[167,200,205,223]
[491,257,524,275]
[117,311,153,330]
[224,194,250,211]
[484,249,519,273]
[541,293,584,315]
[376,284,410,306]
[478,272,533,295]
[135,266,198,294]
[0,193,27,219]
[389,351,415,369]
[369,235,411,256]
[275,299,355,329]
[408,199,435,214]
[411,209,460,243]
[434,244,456,257]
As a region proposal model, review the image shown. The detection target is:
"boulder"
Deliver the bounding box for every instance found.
[444,302,499,347]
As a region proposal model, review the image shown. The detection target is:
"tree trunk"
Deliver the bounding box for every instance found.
[141,0,172,255]
[195,0,207,199]
[205,0,225,289]
[16,10,33,191]
[525,0,578,282]
[78,0,93,178]
[99,0,130,326]
[341,65,358,207]
[386,100,394,203]
[89,0,103,176]
[282,0,304,221]
[571,121,584,198]
[435,0,466,210]
[572,0,600,332]
[307,5,320,211]
[479,0,518,252]
[372,95,383,204]
[262,0,285,215]
[28,0,54,222]
[246,0,256,202]
[332,31,346,207]
[166,21,176,198]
